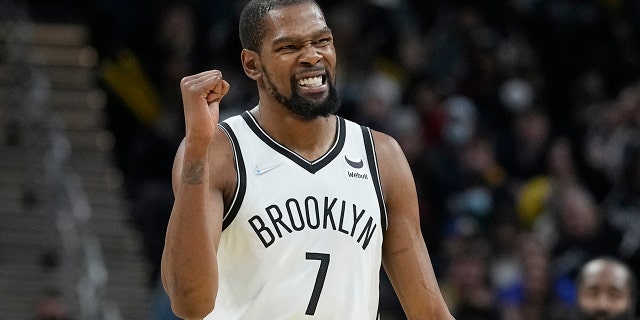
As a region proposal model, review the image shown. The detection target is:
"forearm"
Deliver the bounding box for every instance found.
[374,133,454,320]
[162,140,220,319]
[383,219,453,320]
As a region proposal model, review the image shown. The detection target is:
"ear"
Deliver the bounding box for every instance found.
[241,49,262,80]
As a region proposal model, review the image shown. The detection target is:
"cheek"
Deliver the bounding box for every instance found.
[610,297,632,313]
[578,293,598,310]
[325,49,337,77]
[264,65,293,93]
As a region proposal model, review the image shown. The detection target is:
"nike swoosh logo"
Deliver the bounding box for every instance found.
[254,164,281,175]
[344,155,364,169]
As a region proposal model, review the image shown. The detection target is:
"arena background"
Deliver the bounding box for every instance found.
[1,0,639,319]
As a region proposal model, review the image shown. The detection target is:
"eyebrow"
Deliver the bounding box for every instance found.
[271,27,332,47]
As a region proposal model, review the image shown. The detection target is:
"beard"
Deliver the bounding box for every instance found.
[577,308,636,320]
[262,67,340,120]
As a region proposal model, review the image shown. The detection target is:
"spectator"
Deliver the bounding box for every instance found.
[499,233,574,320]
[574,257,637,320]
[540,183,621,281]
[601,141,640,311]
[441,235,500,319]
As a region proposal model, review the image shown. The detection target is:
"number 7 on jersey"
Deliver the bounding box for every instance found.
[305,252,330,315]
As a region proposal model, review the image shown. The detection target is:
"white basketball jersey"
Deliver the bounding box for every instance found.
[205,111,388,320]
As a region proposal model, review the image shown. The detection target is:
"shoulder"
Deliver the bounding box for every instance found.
[369,130,403,159]
[171,125,237,200]
[366,129,406,177]
[343,118,403,160]
[364,129,413,196]
[210,125,239,201]
[343,122,407,182]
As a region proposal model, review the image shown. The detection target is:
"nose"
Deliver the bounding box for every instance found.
[593,295,614,314]
[299,44,322,66]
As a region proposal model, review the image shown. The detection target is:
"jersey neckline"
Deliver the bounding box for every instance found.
[241,111,346,174]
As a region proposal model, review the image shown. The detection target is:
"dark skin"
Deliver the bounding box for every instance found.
[161,3,453,319]
[578,259,635,320]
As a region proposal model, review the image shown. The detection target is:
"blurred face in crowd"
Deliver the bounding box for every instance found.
[578,259,636,320]
[556,186,599,240]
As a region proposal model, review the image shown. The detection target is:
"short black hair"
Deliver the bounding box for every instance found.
[239,0,321,52]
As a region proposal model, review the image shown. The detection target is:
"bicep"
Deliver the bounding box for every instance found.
[373,131,422,255]
[373,131,447,317]
[171,139,186,197]
[170,132,236,243]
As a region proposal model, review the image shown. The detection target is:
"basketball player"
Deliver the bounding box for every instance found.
[576,257,637,320]
[160,0,454,319]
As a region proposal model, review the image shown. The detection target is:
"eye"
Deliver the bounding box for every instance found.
[608,289,624,300]
[584,287,599,298]
[314,37,332,46]
[277,45,298,52]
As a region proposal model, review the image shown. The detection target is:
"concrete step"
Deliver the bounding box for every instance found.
[0,63,95,90]
[0,21,153,320]
[0,22,90,47]
[27,44,98,67]
[0,22,96,67]
[0,87,105,113]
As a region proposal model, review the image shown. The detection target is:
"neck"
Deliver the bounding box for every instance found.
[250,104,336,161]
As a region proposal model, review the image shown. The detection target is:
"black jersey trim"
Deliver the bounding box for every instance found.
[361,126,388,231]
[218,122,246,231]
[241,111,346,174]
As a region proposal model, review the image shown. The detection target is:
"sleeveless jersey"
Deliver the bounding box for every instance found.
[205,111,388,320]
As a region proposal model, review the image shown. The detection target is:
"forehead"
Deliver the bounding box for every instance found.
[263,3,328,41]
[582,262,630,291]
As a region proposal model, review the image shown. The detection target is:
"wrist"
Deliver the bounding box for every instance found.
[183,136,212,159]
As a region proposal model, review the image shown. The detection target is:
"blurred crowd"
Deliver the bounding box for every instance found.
[24,0,640,319]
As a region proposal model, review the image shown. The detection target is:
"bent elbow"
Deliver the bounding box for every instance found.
[169,294,215,319]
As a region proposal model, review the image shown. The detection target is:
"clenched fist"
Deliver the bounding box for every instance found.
[180,70,230,141]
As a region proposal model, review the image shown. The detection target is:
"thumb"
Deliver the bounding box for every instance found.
[206,80,231,104]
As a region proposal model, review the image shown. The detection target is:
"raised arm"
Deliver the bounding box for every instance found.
[161,70,231,319]
[374,131,454,320]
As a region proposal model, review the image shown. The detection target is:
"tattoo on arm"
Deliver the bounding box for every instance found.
[182,160,205,184]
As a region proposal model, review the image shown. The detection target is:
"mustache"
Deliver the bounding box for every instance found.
[294,66,326,75]
[581,310,635,320]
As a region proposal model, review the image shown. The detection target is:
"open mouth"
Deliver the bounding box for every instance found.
[296,75,326,88]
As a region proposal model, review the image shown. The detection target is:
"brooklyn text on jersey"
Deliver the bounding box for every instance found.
[248,195,378,249]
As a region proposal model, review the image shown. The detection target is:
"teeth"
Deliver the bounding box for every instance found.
[297,76,323,87]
